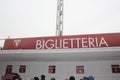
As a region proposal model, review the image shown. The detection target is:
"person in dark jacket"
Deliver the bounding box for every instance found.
[69,76,75,80]
[34,77,39,80]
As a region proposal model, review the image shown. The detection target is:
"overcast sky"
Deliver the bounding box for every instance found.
[0,0,120,40]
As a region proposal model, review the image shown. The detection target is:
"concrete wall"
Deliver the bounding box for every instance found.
[0,60,120,80]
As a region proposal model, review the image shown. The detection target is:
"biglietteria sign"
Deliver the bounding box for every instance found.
[3,33,120,50]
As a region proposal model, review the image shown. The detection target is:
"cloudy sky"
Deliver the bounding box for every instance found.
[0,0,120,40]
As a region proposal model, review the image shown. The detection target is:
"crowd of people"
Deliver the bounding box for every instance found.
[11,74,94,80]
[32,75,94,80]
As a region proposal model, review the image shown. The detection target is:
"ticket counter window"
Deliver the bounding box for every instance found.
[76,66,84,74]
[48,66,56,74]
[111,65,120,73]
[19,65,26,73]
[6,65,13,74]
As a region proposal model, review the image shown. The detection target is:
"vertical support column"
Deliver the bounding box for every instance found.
[56,0,64,36]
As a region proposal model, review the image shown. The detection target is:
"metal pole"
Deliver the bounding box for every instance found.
[56,0,64,36]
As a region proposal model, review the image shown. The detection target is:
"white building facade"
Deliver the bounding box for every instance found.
[0,33,120,80]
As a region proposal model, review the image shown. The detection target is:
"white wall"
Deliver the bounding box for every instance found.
[0,60,120,80]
